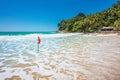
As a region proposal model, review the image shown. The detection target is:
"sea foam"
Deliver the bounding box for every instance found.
[0,33,80,41]
[0,33,120,80]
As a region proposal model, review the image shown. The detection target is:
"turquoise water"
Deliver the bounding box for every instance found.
[0,32,88,80]
[0,32,57,36]
[0,32,83,80]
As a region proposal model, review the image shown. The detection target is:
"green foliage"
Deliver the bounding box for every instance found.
[114,19,120,31]
[58,0,120,32]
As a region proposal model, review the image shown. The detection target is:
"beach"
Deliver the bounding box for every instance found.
[0,33,120,80]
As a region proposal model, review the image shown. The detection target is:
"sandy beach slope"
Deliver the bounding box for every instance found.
[0,33,120,80]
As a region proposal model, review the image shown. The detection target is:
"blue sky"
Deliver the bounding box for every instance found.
[0,0,118,32]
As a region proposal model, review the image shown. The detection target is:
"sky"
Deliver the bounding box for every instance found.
[0,0,118,32]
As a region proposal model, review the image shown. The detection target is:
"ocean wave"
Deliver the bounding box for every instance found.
[0,33,80,41]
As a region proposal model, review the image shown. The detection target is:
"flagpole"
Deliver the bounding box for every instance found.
[38,44,39,52]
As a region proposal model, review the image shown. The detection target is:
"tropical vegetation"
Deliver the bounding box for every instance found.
[58,0,120,32]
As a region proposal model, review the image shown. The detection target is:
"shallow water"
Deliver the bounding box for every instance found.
[0,33,120,80]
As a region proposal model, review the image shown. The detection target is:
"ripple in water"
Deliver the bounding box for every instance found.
[0,33,120,80]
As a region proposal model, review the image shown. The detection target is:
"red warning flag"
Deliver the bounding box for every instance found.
[38,36,41,44]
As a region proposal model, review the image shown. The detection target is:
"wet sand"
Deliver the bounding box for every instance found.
[0,34,120,80]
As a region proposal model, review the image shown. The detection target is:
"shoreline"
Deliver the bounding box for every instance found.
[56,30,120,37]
[0,32,120,80]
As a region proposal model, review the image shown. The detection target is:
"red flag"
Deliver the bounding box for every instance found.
[38,36,41,44]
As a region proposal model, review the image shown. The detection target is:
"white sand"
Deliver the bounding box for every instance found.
[0,33,120,80]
